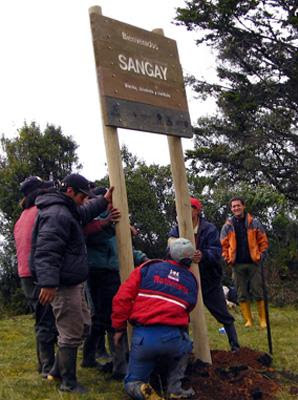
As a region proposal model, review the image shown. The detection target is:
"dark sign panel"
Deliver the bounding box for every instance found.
[89,13,192,138]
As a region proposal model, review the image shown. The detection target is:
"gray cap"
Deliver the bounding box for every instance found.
[169,238,195,263]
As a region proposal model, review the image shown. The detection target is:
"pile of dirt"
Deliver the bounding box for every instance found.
[149,347,281,399]
[185,347,280,400]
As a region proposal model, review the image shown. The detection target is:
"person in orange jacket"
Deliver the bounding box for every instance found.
[220,197,269,328]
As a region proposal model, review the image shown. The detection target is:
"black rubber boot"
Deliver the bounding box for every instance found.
[38,341,55,378]
[108,331,128,380]
[96,333,110,359]
[58,347,87,393]
[81,334,99,368]
[47,351,61,382]
[36,337,42,374]
[224,323,240,352]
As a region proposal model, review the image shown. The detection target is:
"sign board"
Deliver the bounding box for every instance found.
[89,13,192,138]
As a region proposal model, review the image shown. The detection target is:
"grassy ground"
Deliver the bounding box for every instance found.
[0,305,297,400]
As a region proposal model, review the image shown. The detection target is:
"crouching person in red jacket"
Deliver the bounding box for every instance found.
[112,238,198,400]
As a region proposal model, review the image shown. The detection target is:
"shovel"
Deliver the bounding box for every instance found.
[260,260,273,355]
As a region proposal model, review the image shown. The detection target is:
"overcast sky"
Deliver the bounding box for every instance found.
[0,0,217,181]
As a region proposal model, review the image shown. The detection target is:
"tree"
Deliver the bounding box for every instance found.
[176,0,298,202]
[0,122,81,225]
[0,122,81,311]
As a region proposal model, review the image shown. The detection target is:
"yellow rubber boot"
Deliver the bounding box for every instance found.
[239,302,253,327]
[257,300,267,329]
[140,383,165,400]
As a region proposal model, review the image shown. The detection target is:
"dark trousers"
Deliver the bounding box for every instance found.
[87,268,121,337]
[20,277,57,373]
[202,282,240,350]
[35,301,57,344]
[84,268,128,375]
[21,277,57,343]
[202,282,235,326]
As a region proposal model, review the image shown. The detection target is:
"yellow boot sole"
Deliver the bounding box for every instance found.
[47,374,61,382]
[244,320,253,327]
[140,383,165,400]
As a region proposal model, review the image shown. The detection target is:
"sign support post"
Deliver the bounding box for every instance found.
[168,135,212,363]
[89,7,211,363]
[151,27,211,364]
[89,5,134,284]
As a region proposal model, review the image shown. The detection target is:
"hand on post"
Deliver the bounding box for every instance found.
[99,207,121,227]
[104,186,114,204]
[192,250,202,264]
[110,207,121,223]
[130,225,139,237]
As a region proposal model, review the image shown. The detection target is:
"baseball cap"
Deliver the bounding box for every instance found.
[190,197,202,211]
[61,173,94,197]
[169,238,195,264]
[20,176,54,197]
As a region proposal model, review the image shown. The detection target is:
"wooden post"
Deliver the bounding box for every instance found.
[152,28,211,364]
[89,5,134,284]
[168,136,212,363]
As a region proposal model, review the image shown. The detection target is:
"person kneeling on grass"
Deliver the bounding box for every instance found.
[111,238,198,400]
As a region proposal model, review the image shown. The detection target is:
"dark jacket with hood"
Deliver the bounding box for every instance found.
[169,218,222,292]
[30,190,108,288]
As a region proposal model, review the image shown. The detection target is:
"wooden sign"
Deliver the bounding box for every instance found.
[89,13,192,138]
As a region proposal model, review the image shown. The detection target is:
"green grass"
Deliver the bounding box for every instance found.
[0,305,297,400]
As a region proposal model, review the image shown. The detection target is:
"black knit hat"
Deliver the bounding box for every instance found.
[20,176,54,197]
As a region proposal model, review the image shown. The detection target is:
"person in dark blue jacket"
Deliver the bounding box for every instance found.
[168,197,240,352]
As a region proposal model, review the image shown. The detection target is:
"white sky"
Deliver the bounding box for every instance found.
[0,0,217,181]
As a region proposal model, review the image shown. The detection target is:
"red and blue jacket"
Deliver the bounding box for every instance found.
[112,259,198,331]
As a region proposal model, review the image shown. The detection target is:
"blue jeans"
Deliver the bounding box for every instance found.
[125,325,192,386]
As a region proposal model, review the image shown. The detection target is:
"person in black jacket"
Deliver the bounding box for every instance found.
[168,197,240,352]
[30,173,113,393]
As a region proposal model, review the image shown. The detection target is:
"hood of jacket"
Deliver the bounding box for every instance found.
[35,190,79,219]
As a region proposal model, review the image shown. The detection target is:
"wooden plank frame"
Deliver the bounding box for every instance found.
[89,11,192,138]
[89,6,211,363]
